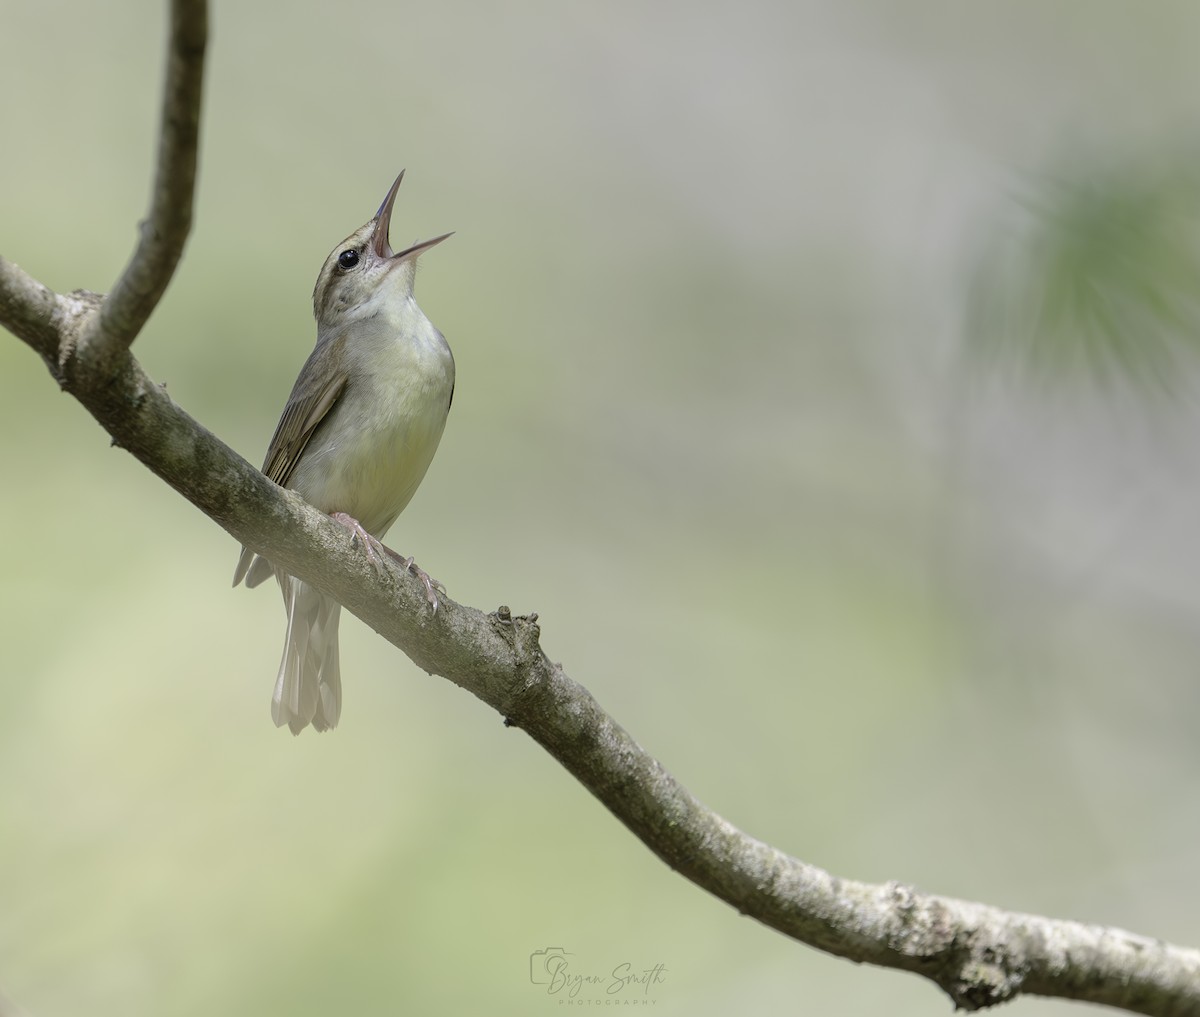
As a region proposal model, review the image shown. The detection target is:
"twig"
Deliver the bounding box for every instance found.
[68,0,206,377]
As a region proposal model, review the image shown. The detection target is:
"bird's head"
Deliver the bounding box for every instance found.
[311,170,451,331]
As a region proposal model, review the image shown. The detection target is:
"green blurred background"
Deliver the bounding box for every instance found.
[4,2,1200,1014]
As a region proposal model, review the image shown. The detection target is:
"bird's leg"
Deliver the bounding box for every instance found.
[330,512,443,611]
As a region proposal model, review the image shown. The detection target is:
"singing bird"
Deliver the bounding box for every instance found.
[233,171,454,734]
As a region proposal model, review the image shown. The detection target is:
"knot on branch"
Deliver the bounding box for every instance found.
[490,604,545,726]
[53,288,105,383]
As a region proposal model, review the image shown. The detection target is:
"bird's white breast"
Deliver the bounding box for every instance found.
[290,296,454,536]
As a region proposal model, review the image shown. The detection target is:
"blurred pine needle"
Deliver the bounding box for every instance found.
[966,152,1200,391]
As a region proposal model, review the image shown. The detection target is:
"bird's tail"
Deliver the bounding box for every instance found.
[273,576,342,734]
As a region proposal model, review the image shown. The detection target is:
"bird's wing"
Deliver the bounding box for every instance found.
[231,334,350,589]
[260,333,349,488]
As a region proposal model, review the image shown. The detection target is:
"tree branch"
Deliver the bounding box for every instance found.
[68,0,205,379]
[2,2,1198,1014]
[0,256,58,365]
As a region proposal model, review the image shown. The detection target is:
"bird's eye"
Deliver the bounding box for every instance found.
[337,249,360,270]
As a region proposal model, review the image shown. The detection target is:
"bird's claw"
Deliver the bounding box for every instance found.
[330,513,444,611]
[383,544,445,612]
[407,559,443,612]
[331,512,389,578]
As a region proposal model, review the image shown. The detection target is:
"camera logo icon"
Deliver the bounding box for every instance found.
[529,946,571,984]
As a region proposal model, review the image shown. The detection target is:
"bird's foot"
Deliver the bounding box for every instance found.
[329,513,444,612]
[384,549,445,613]
[330,512,389,577]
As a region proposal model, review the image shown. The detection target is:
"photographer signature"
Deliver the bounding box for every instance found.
[529,947,667,998]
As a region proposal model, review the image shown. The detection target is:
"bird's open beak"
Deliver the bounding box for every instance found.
[372,170,453,262]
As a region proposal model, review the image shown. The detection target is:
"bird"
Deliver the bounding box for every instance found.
[233,171,455,734]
